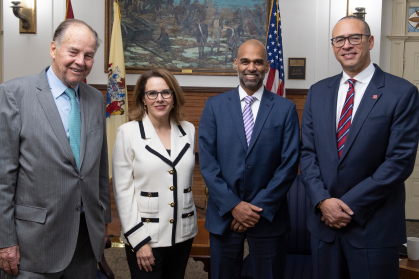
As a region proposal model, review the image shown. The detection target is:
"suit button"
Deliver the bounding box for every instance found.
[170,186,174,191]
[338,167,343,171]
[145,219,150,223]
[76,205,81,211]
[170,202,175,207]
[169,170,174,174]
[79,176,84,181]
[188,188,191,192]
[246,165,251,169]
[147,193,152,197]
[170,219,174,223]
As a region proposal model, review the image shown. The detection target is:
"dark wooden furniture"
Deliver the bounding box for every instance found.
[400,256,419,279]
[190,219,211,279]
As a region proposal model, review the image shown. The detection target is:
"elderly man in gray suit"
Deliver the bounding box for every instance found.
[0,19,111,278]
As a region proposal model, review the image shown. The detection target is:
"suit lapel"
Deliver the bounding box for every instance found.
[227,87,247,152]
[142,115,171,161]
[325,74,342,163]
[35,70,78,172]
[141,115,190,165]
[170,120,189,162]
[247,88,274,156]
[339,66,384,162]
[78,83,89,170]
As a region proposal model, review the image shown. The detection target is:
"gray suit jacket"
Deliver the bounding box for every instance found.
[0,68,111,273]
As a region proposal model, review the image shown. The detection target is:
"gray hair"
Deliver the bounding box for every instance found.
[53,19,101,51]
[337,16,371,35]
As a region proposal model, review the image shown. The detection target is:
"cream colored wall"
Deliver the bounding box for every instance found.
[2,0,386,88]
[0,0,3,84]
[380,0,393,73]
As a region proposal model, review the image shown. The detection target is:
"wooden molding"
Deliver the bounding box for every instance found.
[89,84,308,96]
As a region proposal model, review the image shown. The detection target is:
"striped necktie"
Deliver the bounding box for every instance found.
[337,79,356,158]
[243,95,256,146]
[64,88,81,169]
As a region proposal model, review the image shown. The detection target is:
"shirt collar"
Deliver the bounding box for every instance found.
[46,66,80,99]
[238,85,264,101]
[340,62,375,85]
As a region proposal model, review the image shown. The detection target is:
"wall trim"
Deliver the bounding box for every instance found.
[89,84,309,96]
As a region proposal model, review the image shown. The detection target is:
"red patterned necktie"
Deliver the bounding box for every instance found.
[337,79,356,158]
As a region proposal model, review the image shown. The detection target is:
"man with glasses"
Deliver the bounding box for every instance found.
[300,16,419,279]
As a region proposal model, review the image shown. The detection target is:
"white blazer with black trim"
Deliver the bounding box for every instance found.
[112,115,198,251]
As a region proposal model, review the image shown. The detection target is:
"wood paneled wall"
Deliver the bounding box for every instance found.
[92,85,307,209]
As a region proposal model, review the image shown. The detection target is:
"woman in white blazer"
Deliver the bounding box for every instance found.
[112,69,198,279]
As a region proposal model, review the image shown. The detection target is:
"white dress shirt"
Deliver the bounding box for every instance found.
[336,63,375,129]
[239,85,264,122]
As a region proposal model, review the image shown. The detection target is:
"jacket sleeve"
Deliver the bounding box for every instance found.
[0,84,20,249]
[300,87,333,212]
[198,99,242,216]
[250,103,300,222]
[340,85,419,226]
[99,97,111,224]
[112,126,151,252]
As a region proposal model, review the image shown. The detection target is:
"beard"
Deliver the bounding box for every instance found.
[238,70,265,90]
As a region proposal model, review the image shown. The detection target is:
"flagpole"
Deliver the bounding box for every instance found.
[265,0,275,46]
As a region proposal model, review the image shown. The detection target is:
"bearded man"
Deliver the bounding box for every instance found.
[198,39,300,279]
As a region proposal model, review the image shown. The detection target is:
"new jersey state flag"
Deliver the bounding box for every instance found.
[106,0,128,176]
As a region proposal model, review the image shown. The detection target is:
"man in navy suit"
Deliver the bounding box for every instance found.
[198,39,300,279]
[300,16,419,279]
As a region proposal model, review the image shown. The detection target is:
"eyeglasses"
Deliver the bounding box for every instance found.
[331,34,370,48]
[145,89,173,100]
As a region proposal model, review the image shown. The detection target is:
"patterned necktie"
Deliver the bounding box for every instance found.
[337,79,356,158]
[243,95,256,146]
[64,88,81,168]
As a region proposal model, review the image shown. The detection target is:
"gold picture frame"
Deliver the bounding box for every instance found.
[105,0,272,75]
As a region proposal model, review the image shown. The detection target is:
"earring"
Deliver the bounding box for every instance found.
[144,103,147,111]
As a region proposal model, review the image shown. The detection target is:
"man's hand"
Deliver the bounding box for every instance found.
[136,244,155,272]
[230,219,248,233]
[319,198,353,229]
[231,201,263,228]
[0,245,20,275]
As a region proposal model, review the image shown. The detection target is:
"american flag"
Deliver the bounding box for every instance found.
[263,0,285,97]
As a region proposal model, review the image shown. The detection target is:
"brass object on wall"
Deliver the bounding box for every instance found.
[347,0,366,21]
[11,0,36,34]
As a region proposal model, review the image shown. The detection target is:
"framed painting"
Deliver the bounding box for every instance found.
[105,0,272,75]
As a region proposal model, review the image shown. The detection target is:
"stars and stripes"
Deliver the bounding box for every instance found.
[263,0,285,97]
[337,79,356,158]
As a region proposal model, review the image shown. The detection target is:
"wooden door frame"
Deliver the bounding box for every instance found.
[387,0,419,78]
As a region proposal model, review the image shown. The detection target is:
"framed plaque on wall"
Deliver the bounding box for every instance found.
[288,58,306,80]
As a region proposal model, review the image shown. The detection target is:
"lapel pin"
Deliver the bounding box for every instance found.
[373,95,377,99]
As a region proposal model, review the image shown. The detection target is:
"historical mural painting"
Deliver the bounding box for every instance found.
[106,0,269,75]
